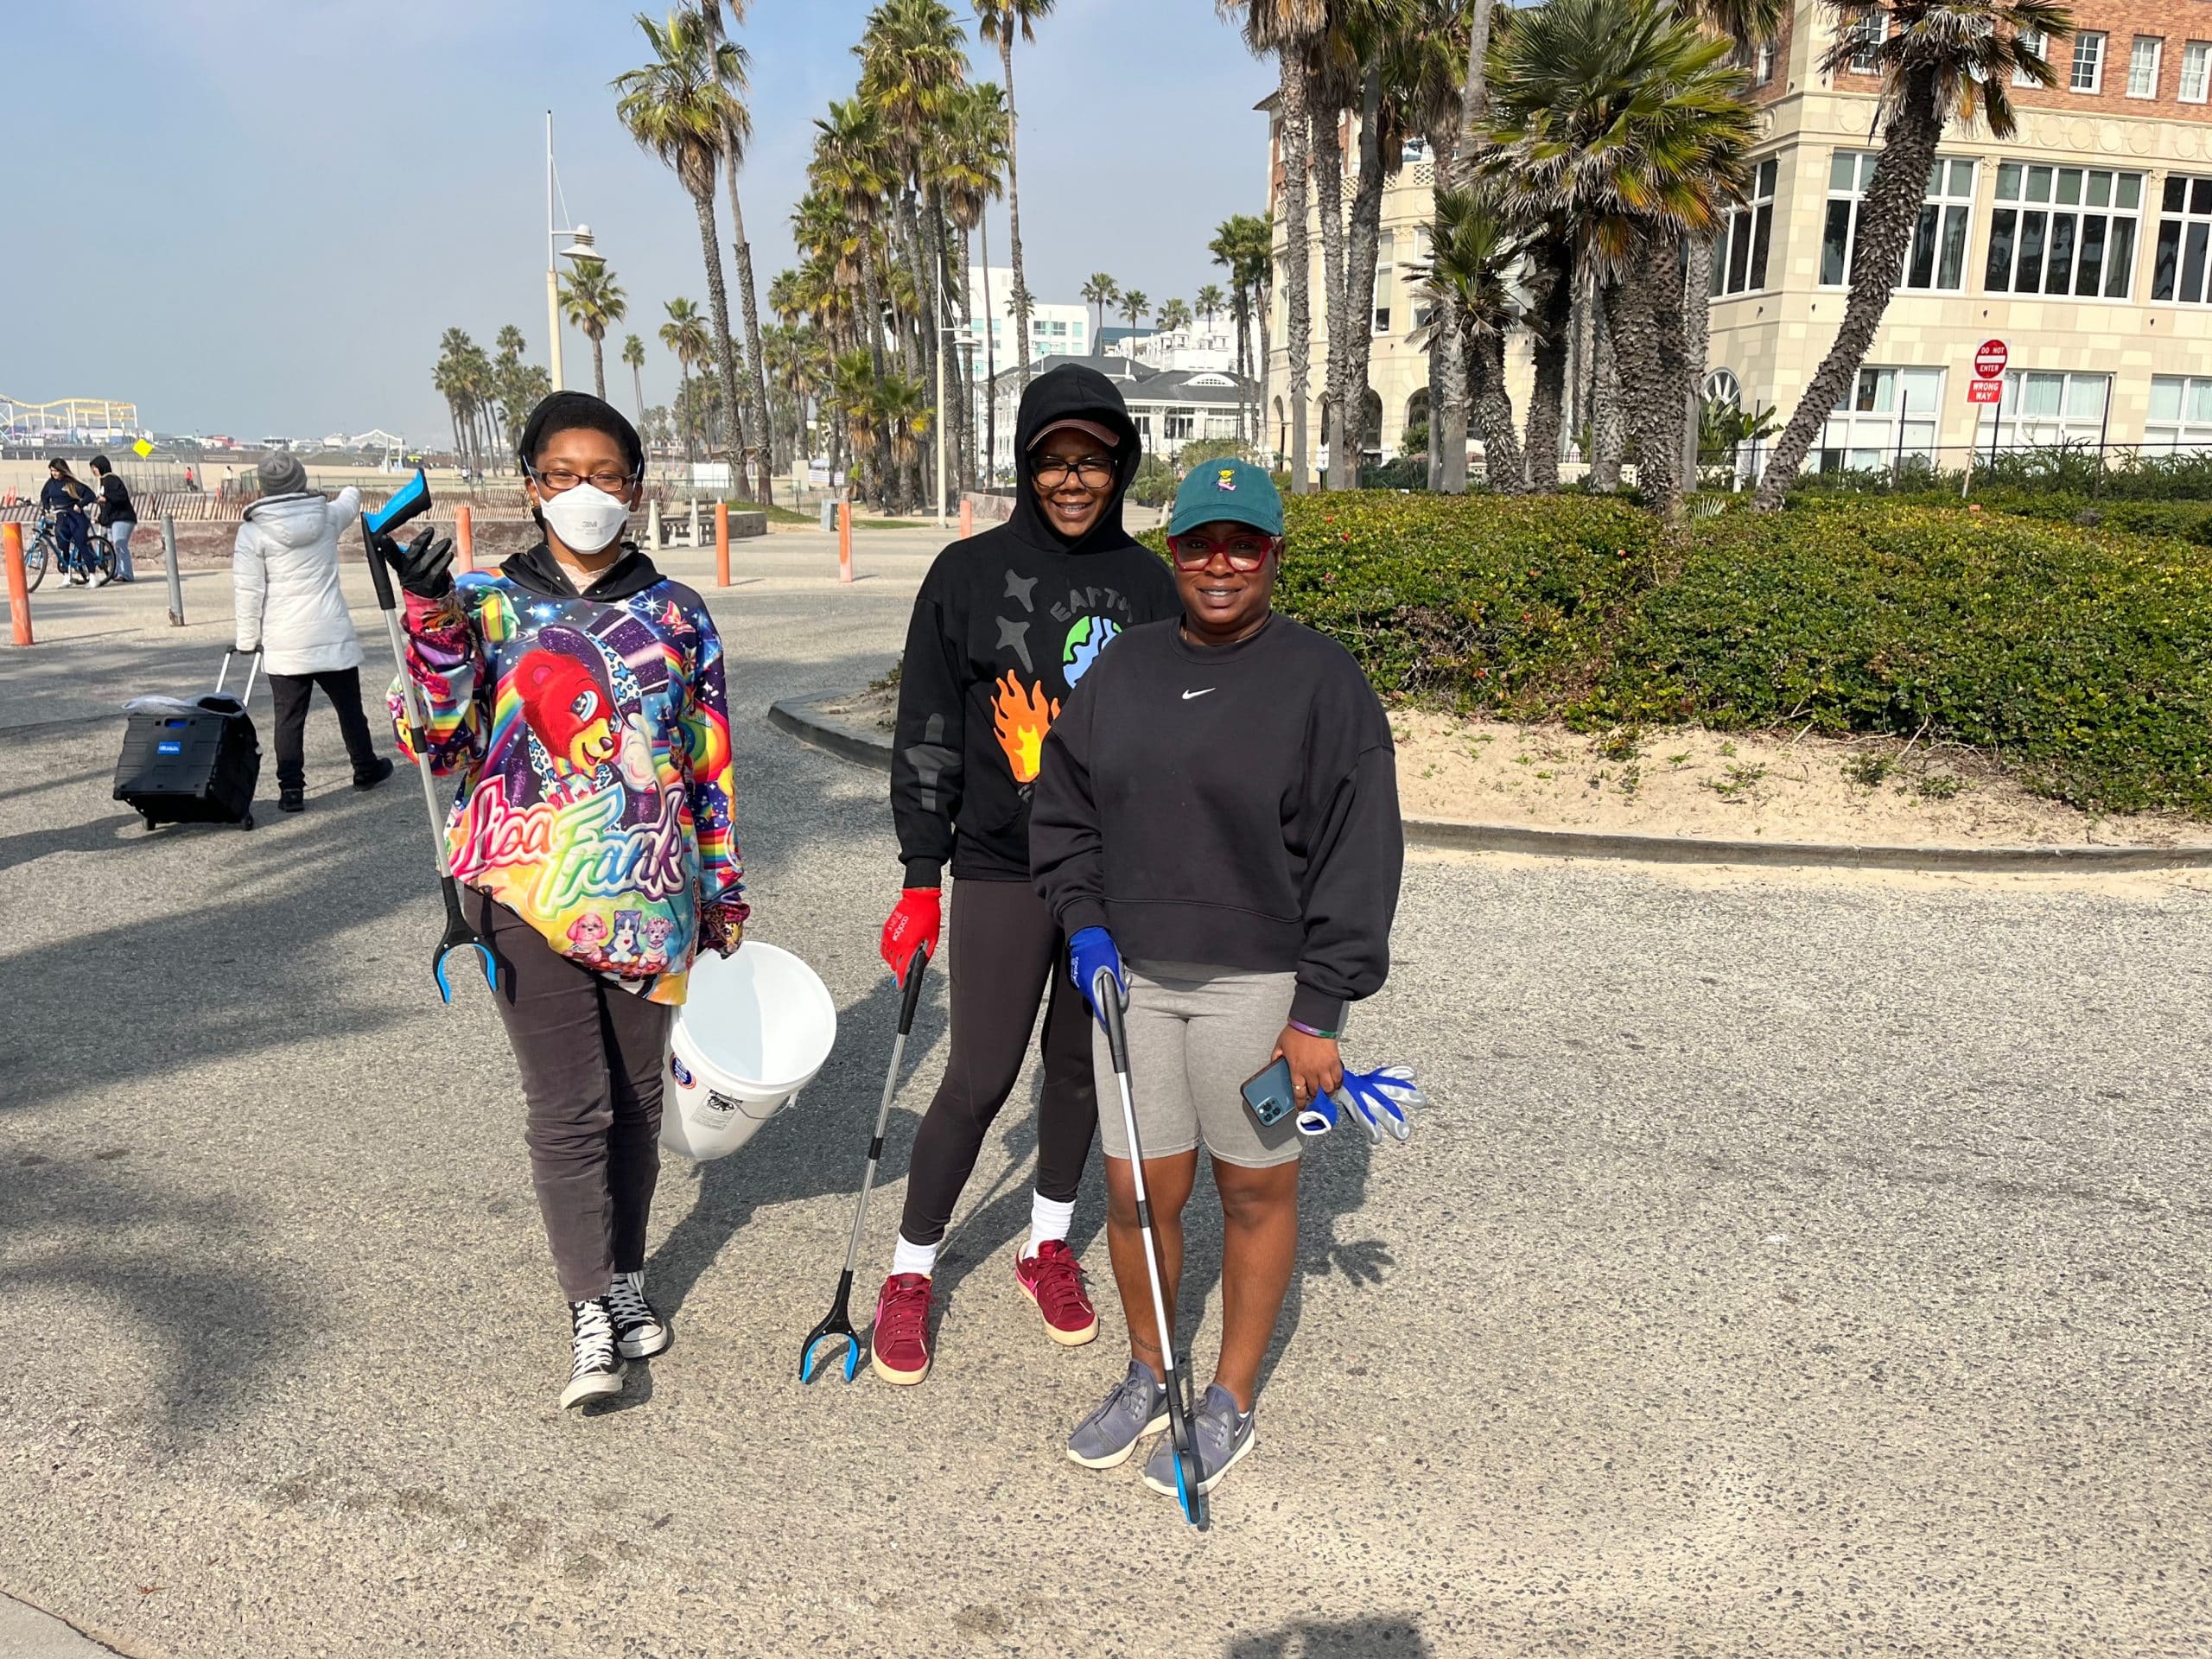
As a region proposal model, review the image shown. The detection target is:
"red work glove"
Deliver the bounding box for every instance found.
[880,887,941,985]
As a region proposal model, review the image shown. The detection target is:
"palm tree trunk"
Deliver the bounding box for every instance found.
[1253,275,1274,468]
[1525,233,1573,492]
[1342,61,1388,489]
[724,157,776,505]
[1426,118,1471,495]
[1231,286,1250,447]
[1755,79,1942,507]
[1277,48,1315,493]
[590,335,607,403]
[692,188,749,500]
[861,244,896,512]
[1603,256,1680,518]
[1592,297,1624,492]
[632,363,645,428]
[980,219,997,486]
[1309,88,1352,491]
[1470,333,1524,493]
[1001,29,1033,391]
[957,224,977,492]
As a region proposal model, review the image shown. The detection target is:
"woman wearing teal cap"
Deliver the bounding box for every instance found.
[1030,458,1404,1497]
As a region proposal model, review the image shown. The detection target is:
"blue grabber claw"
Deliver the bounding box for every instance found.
[800,1268,861,1383]
[431,876,496,1004]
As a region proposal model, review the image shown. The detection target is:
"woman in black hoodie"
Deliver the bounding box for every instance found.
[870,365,1180,1386]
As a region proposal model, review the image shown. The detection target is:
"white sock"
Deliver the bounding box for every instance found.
[891,1233,938,1280]
[1023,1193,1076,1260]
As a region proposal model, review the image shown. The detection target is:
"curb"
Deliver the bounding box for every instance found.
[765,691,2212,874]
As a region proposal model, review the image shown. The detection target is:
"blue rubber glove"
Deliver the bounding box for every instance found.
[1068,926,1127,1029]
[1301,1065,1423,1143]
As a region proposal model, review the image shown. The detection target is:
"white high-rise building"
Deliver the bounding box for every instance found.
[964,267,1090,378]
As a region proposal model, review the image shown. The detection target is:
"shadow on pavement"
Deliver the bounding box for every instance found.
[1227,1617,1433,1657]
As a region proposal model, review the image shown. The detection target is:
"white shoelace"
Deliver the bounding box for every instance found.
[605,1272,656,1331]
[569,1299,618,1377]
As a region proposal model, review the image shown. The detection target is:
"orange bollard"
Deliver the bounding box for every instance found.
[960,497,973,539]
[454,505,474,574]
[3,523,30,646]
[715,501,730,587]
[838,500,854,584]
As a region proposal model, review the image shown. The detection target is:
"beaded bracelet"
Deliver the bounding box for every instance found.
[1288,1019,1339,1040]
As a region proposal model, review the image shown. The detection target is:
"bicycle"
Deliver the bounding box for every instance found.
[23,508,116,592]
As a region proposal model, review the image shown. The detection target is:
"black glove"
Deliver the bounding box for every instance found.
[374,526,454,600]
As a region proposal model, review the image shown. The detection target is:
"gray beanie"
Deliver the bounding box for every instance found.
[257,451,308,496]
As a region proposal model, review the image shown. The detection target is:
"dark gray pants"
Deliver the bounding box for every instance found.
[269,667,381,791]
[473,893,672,1303]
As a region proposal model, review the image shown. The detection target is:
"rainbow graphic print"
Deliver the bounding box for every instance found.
[390,575,744,1006]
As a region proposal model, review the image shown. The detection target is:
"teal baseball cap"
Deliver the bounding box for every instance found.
[1167,456,1283,538]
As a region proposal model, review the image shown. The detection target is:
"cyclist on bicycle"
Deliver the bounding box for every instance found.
[40,460,103,588]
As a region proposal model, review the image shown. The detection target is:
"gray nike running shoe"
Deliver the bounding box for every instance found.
[1141,1382,1255,1497]
[1066,1359,1170,1469]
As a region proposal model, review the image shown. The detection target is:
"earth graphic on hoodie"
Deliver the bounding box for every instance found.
[1062,615,1121,687]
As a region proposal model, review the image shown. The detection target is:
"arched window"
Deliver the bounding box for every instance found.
[1358,388,1383,451]
[1406,388,1431,428]
[1703,368,1742,409]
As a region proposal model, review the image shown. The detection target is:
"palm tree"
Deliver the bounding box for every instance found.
[432,327,479,472]
[1194,284,1226,331]
[1409,186,1527,491]
[1754,0,2066,506]
[613,10,753,497]
[621,333,648,428]
[1158,297,1193,337]
[973,0,1055,391]
[1487,0,1755,519]
[1222,1,1326,490]
[809,96,901,507]
[694,1,777,502]
[661,296,711,461]
[1211,213,1274,457]
[1119,289,1149,362]
[559,257,628,403]
[1081,273,1118,345]
[936,82,1009,487]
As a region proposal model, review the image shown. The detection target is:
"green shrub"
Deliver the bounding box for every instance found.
[1579,503,2212,811]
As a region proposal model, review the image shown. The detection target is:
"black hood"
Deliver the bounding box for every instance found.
[1007,365,1143,556]
[503,541,664,601]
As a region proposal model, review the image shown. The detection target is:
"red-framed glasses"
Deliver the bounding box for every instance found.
[1166,531,1278,573]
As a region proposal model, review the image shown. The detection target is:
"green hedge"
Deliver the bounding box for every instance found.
[1153,491,2212,814]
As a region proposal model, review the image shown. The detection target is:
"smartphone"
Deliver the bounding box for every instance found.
[1241,1056,1298,1128]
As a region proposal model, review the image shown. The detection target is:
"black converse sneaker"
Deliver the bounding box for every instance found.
[561,1297,624,1409]
[606,1270,670,1359]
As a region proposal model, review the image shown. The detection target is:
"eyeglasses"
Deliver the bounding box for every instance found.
[1033,456,1116,490]
[530,465,637,494]
[1167,533,1276,573]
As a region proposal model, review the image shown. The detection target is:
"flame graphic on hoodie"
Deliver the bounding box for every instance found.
[990,671,1060,784]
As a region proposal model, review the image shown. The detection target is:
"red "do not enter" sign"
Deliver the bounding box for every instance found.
[1974,339,2008,379]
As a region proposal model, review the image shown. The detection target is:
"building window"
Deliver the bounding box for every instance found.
[1204,413,1240,440]
[2153,175,2212,302]
[1131,413,1153,445]
[2015,29,2045,87]
[1756,41,1777,85]
[1819,365,1942,473]
[1711,157,1777,296]
[1163,408,1196,442]
[2183,41,2211,103]
[1402,136,1428,163]
[1984,163,2141,297]
[2071,31,2105,92]
[1374,231,1395,334]
[1822,152,1974,290]
[2128,36,2163,98]
[1847,12,1885,73]
[2146,375,2212,451]
[1993,371,2108,448]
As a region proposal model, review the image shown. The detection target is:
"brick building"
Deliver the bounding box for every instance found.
[1263,0,2212,479]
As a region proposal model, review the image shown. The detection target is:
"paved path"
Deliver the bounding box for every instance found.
[2,526,2208,1657]
[0,1594,123,1659]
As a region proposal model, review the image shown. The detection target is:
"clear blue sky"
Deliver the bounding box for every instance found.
[0,0,1273,443]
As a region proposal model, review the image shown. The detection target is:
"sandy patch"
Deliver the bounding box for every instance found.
[811,677,2201,851]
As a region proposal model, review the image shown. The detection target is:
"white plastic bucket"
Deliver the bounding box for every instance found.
[661,942,838,1161]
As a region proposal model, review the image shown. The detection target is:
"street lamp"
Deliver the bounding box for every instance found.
[544,112,603,394]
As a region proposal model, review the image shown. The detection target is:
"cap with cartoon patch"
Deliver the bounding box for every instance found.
[1167,455,1283,539]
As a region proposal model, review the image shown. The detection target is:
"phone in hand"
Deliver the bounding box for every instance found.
[1241,1055,1298,1128]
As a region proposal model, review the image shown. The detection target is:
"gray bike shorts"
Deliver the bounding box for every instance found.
[1093,959,1301,1170]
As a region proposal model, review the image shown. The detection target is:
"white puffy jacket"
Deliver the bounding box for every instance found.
[233,487,365,677]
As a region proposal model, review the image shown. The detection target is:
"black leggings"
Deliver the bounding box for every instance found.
[898,877,1096,1247]
[269,667,382,790]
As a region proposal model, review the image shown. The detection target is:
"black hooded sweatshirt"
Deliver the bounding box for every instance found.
[890,365,1181,887]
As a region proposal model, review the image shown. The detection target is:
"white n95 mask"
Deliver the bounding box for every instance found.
[538,482,631,554]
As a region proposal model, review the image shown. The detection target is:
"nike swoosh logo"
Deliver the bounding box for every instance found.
[1181,689,1215,701]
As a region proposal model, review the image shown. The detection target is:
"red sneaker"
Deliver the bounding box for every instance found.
[870,1273,933,1385]
[1014,1240,1098,1346]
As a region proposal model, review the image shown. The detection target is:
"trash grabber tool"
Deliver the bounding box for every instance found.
[360,469,495,1003]
[1098,970,1205,1528]
[802,945,931,1382]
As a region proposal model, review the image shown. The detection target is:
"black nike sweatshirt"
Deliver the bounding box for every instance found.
[1029,613,1403,1033]
[890,365,1181,887]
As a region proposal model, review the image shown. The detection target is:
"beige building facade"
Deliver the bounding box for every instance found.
[1265,0,2212,480]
